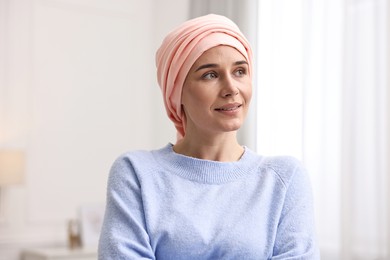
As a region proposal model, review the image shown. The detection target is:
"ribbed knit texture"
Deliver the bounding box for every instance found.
[98,144,320,260]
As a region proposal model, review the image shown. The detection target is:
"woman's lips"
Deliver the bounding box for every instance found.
[215,103,242,112]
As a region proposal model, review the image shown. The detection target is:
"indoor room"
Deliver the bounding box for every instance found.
[0,0,388,259]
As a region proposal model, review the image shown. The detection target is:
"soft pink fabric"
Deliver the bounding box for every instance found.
[155,14,253,140]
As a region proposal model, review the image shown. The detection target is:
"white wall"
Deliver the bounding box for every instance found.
[0,0,189,259]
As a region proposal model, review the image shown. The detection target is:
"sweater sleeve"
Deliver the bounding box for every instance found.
[98,155,155,260]
[271,159,320,260]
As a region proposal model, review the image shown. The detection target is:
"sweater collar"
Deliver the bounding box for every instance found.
[154,143,261,184]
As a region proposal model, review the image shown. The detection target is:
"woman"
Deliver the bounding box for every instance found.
[98,14,320,259]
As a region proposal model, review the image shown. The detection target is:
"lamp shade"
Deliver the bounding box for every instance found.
[0,150,25,185]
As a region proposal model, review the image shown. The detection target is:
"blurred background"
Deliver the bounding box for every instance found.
[0,0,388,259]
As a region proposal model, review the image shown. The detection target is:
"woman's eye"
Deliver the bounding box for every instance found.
[234,68,247,77]
[203,72,217,80]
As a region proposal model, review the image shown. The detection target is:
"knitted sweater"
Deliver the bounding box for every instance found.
[98,144,320,259]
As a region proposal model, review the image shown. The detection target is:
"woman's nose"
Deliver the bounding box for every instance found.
[221,75,239,97]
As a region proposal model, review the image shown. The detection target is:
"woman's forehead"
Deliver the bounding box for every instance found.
[193,46,246,65]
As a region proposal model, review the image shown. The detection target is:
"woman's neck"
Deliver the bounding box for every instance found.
[173,133,244,162]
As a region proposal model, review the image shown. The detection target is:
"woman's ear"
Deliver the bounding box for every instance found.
[180,106,187,123]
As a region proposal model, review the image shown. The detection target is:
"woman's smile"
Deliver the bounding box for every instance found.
[214,102,243,115]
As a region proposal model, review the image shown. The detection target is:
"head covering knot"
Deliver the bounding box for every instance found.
[155,14,253,140]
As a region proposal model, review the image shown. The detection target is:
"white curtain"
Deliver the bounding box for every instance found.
[339,0,388,258]
[257,0,389,259]
[191,0,389,259]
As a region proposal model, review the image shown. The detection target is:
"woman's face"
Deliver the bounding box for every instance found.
[181,45,252,137]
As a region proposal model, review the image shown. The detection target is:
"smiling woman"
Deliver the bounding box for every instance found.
[176,46,252,158]
[98,14,320,260]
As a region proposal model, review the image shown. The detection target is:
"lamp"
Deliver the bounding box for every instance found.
[0,150,25,185]
[0,149,25,218]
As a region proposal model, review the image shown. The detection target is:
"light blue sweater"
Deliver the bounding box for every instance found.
[98,144,320,259]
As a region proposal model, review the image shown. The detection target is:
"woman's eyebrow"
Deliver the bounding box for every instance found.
[195,60,248,72]
[195,63,218,72]
[234,60,248,66]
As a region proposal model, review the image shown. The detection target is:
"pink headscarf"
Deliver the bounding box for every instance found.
[155,14,253,140]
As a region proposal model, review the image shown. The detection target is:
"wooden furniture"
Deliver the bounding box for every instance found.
[21,247,97,260]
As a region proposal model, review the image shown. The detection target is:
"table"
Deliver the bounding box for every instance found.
[21,247,97,260]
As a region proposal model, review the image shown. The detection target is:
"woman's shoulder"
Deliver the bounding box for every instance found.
[108,144,171,177]
[113,144,170,163]
[257,154,307,188]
